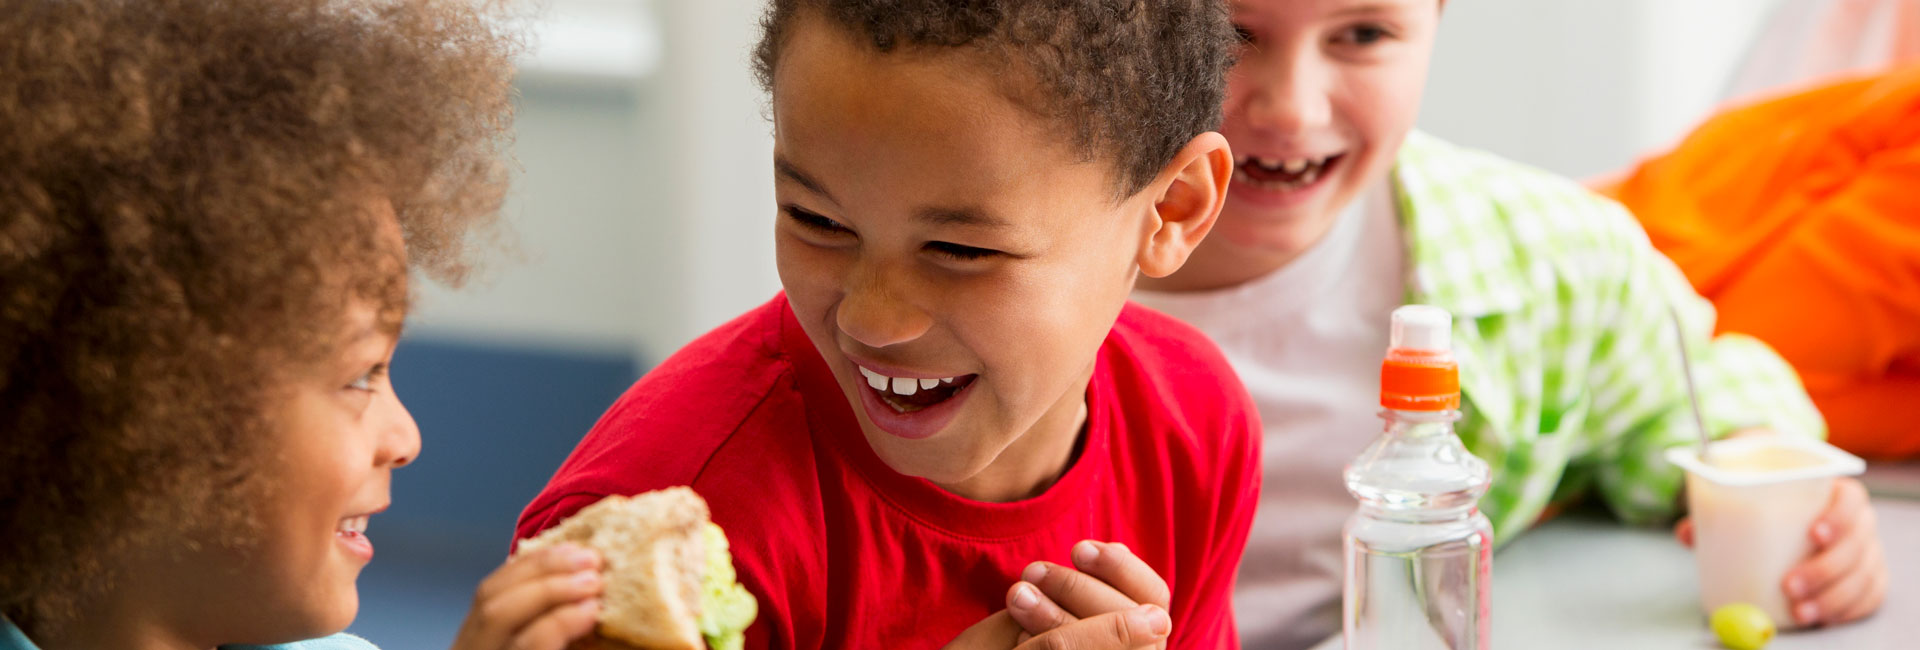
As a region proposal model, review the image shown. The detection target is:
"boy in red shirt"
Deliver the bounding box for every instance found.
[517,1,1260,648]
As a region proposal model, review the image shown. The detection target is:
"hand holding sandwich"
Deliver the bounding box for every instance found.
[450,543,606,650]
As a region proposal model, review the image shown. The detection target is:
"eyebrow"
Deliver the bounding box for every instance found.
[348,318,405,346]
[1331,1,1414,17]
[774,157,835,203]
[917,206,1011,229]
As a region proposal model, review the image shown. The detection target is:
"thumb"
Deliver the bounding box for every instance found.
[1017,605,1170,650]
[944,611,1024,650]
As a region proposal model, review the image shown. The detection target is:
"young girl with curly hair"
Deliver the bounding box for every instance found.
[0,1,606,648]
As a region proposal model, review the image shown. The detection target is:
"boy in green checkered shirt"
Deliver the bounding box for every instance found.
[1131,1,1888,647]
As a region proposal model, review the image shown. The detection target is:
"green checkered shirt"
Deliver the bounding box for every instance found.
[1393,131,1825,542]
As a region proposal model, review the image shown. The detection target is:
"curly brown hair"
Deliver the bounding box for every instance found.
[752,0,1237,197]
[0,0,519,627]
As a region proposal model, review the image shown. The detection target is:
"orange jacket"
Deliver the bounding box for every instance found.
[1598,65,1920,458]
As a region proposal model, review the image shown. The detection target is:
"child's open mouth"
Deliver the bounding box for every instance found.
[1234,153,1343,190]
[335,513,375,562]
[857,366,977,413]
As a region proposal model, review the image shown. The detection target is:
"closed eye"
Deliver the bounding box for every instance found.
[783,206,852,234]
[925,241,1000,261]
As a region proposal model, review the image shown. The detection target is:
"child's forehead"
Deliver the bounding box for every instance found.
[1233,0,1433,19]
[777,40,1066,163]
[770,20,1128,206]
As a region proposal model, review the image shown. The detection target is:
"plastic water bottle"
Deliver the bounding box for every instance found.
[1342,305,1492,650]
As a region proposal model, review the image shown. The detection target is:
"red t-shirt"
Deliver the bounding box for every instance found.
[516,294,1262,649]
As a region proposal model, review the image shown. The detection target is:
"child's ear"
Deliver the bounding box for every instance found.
[1137,131,1232,278]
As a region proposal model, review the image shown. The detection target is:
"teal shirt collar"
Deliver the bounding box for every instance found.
[2,617,375,650]
[2,618,35,650]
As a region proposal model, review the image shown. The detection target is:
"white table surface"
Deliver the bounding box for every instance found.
[1308,462,1920,649]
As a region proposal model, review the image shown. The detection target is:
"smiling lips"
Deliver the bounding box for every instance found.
[857,366,977,413]
[335,510,378,562]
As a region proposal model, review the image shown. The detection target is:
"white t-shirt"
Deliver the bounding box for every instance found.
[1133,181,1405,649]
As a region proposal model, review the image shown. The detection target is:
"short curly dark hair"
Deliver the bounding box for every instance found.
[0,0,519,628]
[752,0,1237,197]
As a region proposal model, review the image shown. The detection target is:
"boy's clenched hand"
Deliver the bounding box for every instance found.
[1005,540,1173,650]
[944,608,1169,650]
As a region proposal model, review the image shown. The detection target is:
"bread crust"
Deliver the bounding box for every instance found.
[518,488,712,650]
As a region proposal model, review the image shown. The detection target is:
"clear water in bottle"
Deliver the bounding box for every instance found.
[1344,411,1492,650]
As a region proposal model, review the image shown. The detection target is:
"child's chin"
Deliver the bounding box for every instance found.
[299,582,361,639]
[860,426,981,482]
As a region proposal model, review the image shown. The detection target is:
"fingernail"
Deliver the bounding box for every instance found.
[1796,601,1819,625]
[1785,575,1806,599]
[574,570,600,588]
[1022,561,1048,584]
[1073,540,1100,567]
[1011,583,1038,610]
[570,548,598,569]
[1131,605,1170,637]
[1813,521,1833,544]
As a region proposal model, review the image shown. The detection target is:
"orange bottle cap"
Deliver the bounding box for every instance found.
[1380,306,1460,411]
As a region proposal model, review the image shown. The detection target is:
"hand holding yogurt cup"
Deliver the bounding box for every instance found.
[1668,432,1886,630]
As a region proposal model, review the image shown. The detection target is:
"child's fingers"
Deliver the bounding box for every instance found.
[1672,517,1694,548]
[1785,528,1874,625]
[507,598,601,650]
[1007,581,1078,636]
[1786,523,1871,601]
[1023,560,1137,619]
[1809,479,1873,548]
[1793,546,1878,627]
[476,544,600,603]
[1015,605,1170,650]
[1070,541,1172,609]
[941,610,1025,650]
[1830,561,1888,624]
[469,569,603,642]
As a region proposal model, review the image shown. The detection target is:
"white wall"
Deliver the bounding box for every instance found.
[409,0,781,363]
[1419,0,1783,180]
[651,0,782,353]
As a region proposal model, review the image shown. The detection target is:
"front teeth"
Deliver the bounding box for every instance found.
[858,366,961,397]
[337,515,368,535]
[1238,155,1329,174]
[1235,154,1331,190]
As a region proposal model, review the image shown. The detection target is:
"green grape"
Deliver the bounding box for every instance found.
[1711,602,1776,650]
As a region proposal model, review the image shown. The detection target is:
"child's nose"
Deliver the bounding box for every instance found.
[377,390,423,469]
[836,265,933,349]
[1241,57,1332,134]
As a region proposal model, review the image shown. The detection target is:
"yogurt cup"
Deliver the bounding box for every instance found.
[1666,435,1865,629]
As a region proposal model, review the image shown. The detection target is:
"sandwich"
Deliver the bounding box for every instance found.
[516,487,758,650]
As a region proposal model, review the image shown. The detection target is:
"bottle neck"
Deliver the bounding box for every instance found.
[1346,407,1491,516]
[1380,408,1461,433]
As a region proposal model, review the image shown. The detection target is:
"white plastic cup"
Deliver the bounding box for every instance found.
[1666,436,1865,629]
